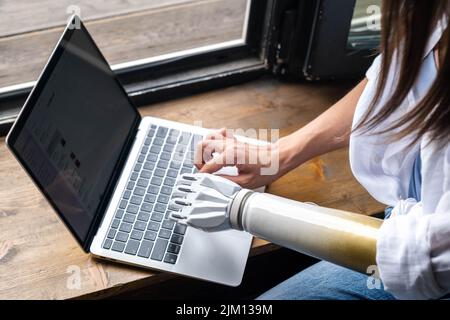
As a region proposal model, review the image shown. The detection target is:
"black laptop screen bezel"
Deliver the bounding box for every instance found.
[6,16,141,250]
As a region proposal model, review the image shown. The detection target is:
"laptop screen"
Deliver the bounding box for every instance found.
[7,21,139,247]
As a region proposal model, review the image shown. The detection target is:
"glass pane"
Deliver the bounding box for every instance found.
[347,0,381,50]
[0,0,250,88]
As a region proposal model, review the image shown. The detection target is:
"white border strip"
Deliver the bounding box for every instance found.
[111,38,245,70]
[0,38,246,96]
[241,0,252,42]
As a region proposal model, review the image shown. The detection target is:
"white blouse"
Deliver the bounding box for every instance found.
[349,19,450,299]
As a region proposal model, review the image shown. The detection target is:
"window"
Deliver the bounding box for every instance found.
[0,0,270,134]
[0,0,250,89]
[0,0,385,135]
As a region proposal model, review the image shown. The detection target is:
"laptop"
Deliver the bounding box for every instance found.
[6,16,253,286]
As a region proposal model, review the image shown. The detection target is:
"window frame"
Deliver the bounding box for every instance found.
[265,0,379,81]
[302,0,377,80]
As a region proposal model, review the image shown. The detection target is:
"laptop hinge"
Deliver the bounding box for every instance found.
[82,115,141,252]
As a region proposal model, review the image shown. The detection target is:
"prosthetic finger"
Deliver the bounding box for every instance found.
[186,212,228,229]
[196,174,241,197]
[178,173,241,197]
[171,185,195,199]
[176,173,198,186]
[168,200,185,212]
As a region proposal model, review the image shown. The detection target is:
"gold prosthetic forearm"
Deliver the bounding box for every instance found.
[232,191,382,274]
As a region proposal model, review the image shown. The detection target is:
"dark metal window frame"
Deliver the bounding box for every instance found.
[0,0,272,136]
[266,0,378,81]
[302,0,377,80]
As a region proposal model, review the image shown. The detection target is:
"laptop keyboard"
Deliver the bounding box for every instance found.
[101,124,203,265]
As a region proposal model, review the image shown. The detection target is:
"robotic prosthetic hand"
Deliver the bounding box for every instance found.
[169,173,243,232]
[170,173,383,274]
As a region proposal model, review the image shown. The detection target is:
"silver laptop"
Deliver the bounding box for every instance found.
[6,16,252,286]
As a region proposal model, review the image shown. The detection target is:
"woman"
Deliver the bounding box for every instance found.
[195,1,450,300]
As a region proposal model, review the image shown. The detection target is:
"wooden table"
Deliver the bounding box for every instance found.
[0,78,384,299]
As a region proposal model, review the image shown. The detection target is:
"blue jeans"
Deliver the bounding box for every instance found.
[257,261,395,300]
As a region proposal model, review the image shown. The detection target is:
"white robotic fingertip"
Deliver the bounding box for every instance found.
[172,199,192,206]
[171,212,188,220]
[168,201,184,212]
[180,173,199,181]
[171,185,194,199]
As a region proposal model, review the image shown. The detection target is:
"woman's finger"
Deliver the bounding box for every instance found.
[200,152,228,173]
[194,140,210,170]
[223,128,234,139]
[194,139,227,167]
[205,128,227,141]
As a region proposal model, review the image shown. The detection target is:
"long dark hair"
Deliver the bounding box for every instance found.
[355,0,450,146]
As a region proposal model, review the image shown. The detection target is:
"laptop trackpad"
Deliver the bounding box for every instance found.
[173,227,252,286]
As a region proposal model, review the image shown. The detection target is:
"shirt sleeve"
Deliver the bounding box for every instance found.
[366,54,382,80]
[376,147,450,299]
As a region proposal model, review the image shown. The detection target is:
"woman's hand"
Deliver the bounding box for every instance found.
[194,128,289,189]
[194,80,367,189]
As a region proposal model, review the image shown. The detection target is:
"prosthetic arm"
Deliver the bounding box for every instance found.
[170,173,383,274]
